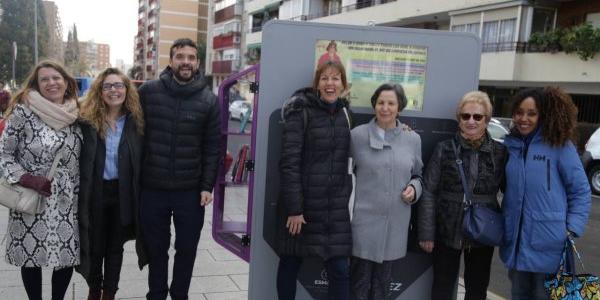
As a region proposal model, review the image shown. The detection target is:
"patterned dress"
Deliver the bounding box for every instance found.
[0,104,81,268]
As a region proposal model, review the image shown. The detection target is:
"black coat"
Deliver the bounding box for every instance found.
[77,116,147,281]
[418,132,506,249]
[278,88,353,259]
[138,67,220,191]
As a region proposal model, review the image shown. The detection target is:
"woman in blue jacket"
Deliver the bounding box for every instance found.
[501,87,591,299]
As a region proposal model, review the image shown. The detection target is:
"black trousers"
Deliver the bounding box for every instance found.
[87,180,127,293]
[431,243,494,300]
[350,257,393,300]
[140,188,205,300]
[21,266,73,300]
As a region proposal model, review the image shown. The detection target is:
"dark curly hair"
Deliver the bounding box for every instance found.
[511,86,578,147]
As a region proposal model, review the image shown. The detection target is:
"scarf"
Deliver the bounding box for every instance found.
[27,90,78,130]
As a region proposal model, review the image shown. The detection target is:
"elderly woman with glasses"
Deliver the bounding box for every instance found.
[417,91,506,300]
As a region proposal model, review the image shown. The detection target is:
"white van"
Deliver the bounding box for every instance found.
[582,127,600,195]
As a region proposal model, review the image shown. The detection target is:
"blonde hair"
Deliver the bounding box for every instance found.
[456,91,493,122]
[80,68,144,138]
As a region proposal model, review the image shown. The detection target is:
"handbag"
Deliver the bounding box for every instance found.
[0,147,63,215]
[545,235,600,300]
[451,140,504,247]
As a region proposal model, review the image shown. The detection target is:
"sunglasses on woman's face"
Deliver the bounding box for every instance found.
[460,113,485,121]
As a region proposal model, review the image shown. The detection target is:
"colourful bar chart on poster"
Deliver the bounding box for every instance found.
[315,40,428,111]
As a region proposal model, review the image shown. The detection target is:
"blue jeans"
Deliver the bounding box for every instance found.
[140,189,205,300]
[508,269,549,300]
[277,255,350,300]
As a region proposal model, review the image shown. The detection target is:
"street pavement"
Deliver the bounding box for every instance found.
[0,185,499,300]
[0,187,250,299]
[487,194,600,298]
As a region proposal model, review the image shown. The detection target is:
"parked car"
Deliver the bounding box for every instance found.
[229,100,253,121]
[582,126,600,195]
[488,118,509,143]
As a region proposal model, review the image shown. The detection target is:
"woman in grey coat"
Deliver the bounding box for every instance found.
[350,84,423,300]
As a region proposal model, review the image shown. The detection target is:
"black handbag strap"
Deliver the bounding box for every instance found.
[451,140,472,207]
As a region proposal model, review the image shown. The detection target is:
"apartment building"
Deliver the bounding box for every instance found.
[76,41,111,76]
[134,0,210,80]
[206,0,244,89]
[42,1,64,63]
[228,0,600,122]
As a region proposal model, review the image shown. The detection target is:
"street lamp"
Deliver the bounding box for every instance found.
[12,41,17,88]
[34,0,38,64]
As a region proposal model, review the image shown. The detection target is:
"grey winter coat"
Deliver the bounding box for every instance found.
[351,118,423,263]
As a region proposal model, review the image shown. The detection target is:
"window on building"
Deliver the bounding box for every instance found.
[325,0,341,16]
[216,0,237,11]
[482,21,499,44]
[466,23,480,35]
[451,24,466,32]
[499,18,516,43]
[531,8,555,34]
[251,8,278,32]
[356,0,373,10]
[587,12,600,28]
[451,23,479,35]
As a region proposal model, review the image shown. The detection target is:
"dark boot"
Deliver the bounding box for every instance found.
[87,288,101,300]
[101,289,116,300]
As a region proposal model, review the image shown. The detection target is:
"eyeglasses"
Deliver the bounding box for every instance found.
[102,82,125,91]
[459,113,485,121]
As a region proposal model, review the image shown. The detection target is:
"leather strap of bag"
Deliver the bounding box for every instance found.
[451,140,472,207]
[45,144,65,180]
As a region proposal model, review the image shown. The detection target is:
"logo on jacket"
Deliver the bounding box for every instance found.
[533,154,547,161]
[314,269,329,286]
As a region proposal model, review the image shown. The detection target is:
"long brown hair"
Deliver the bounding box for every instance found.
[80,68,144,138]
[511,86,577,147]
[5,60,79,117]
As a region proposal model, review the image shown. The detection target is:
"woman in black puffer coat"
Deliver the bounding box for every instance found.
[277,60,353,300]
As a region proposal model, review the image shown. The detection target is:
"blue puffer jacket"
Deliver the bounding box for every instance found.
[500,130,591,273]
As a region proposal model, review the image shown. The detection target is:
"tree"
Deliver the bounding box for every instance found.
[0,0,49,86]
[197,40,206,69]
[64,24,82,76]
[128,65,143,80]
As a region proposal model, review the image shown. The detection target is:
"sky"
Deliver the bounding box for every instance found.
[51,0,138,66]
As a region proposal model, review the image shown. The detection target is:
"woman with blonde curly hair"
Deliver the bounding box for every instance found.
[501,87,591,299]
[77,68,147,300]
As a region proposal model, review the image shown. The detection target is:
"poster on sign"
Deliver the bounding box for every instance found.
[314,39,428,111]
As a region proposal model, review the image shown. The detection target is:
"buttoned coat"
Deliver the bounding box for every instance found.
[351,118,423,263]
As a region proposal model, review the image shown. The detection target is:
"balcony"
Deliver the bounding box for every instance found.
[212,60,239,74]
[148,23,155,31]
[306,0,396,20]
[148,9,156,18]
[212,32,241,50]
[147,37,153,45]
[136,41,144,49]
[480,42,600,83]
[214,4,242,24]
[138,4,145,13]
